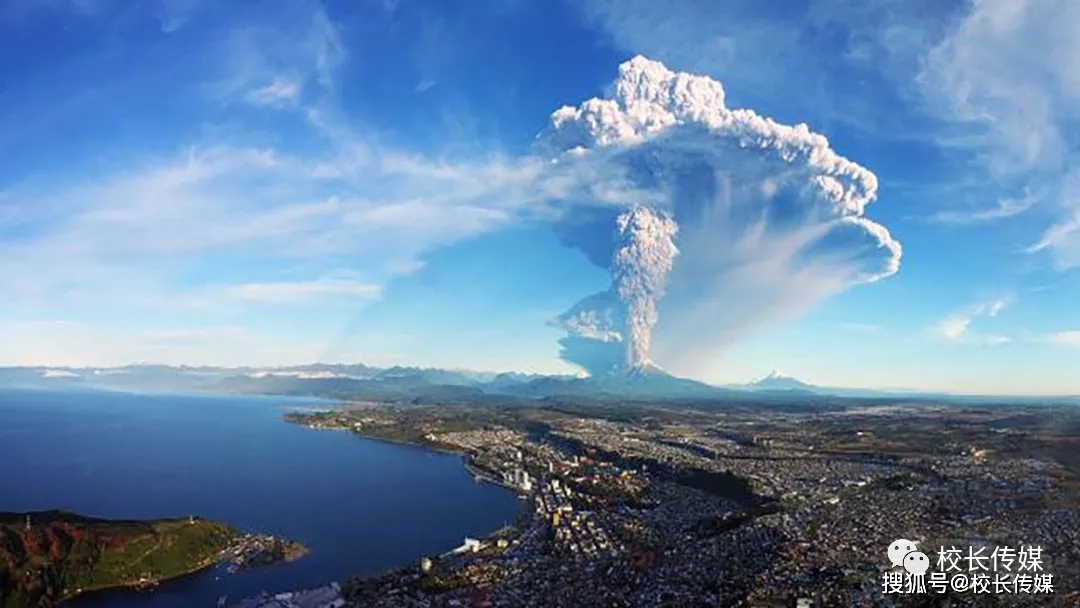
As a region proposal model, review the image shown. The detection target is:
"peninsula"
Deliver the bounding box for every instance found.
[0,510,308,608]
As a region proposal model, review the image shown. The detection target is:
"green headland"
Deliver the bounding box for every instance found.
[0,510,306,608]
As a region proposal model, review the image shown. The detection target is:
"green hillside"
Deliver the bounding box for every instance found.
[0,510,239,608]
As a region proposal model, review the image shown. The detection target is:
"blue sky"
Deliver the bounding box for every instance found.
[1,0,1078,395]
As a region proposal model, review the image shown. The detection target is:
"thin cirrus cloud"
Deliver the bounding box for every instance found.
[212,279,384,305]
[899,0,1080,267]
[935,297,1013,345]
[212,2,344,106]
[245,77,302,107]
[0,143,546,312]
[1046,331,1080,347]
[0,320,331,368]
[156,0,203,33]
[151,278,385,311]
[926,194,1037,225]
[0,1,564,319]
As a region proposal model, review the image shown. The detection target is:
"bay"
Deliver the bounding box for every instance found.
[0,388,520,607]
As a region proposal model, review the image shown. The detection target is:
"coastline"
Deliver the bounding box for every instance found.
[61,538,310,606]
[294,419,522,493]
[53,529,308,606]
[284,408,460,456]
[285,416,529,576]
[60,551,224,604]
[462,460,524,494]
[341,429,467,458]
[341,433,532,547]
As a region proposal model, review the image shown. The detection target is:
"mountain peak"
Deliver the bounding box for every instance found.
[762,368,789,381]
[749,369,815,392]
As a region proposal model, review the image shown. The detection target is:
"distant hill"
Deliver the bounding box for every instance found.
[743,369,819,394]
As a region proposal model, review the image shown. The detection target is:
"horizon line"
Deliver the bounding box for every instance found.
[2,362,1077,400]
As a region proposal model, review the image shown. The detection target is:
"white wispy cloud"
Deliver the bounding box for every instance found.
[0,320,332,367]
[246,77,302,107]
[927,194,1038,225]
[916,0,1080,267]
[216,278,384,304]
[0,0,573,320]
[935,296,1013,345]
[141,326,253,344]
[156,0,202,33]
[388,259,426,276]
[1046,331,1080,347]
[214,1,343,108]
[0,0,600,343]
[577,0,944,137]
[1028,221,1080,268]
[0,133,568,316]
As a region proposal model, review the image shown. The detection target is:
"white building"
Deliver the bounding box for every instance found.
[512,468,532,491]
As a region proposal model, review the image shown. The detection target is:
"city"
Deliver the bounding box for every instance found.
[246,400,1080,607]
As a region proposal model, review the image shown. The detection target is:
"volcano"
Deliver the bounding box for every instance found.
[746,369,818,393]
[507,363,729,399]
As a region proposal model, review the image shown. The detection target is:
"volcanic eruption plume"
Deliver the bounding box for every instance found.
[538,56,902,379]
[612,207,678,369]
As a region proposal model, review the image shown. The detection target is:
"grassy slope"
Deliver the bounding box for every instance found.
[0,510,239,608]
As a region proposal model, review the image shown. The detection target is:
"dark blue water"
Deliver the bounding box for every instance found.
[0,388,520,607]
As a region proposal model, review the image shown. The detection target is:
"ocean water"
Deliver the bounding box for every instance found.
[0,388,520,607]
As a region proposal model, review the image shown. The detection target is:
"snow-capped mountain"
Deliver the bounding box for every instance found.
[744,369,818,393]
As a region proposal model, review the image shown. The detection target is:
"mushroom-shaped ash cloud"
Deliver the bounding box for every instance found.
[539,56,901,378]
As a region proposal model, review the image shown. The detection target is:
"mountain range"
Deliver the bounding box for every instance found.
[0,363,722,400]
[0,363,1075,406]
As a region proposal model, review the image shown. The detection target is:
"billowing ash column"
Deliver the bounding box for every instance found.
[541,56,901,378]
[612,206,679,370]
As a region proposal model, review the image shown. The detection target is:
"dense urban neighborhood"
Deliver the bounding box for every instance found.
[229,400,1080,607]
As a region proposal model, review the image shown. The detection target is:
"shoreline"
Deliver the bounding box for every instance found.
[282,409,464,458]
[293,419,523,493]
[462,460,525,494]
[60,551,225,604]
[58,532,309,606]
[349,431,466,458]
[285,415,530,583]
